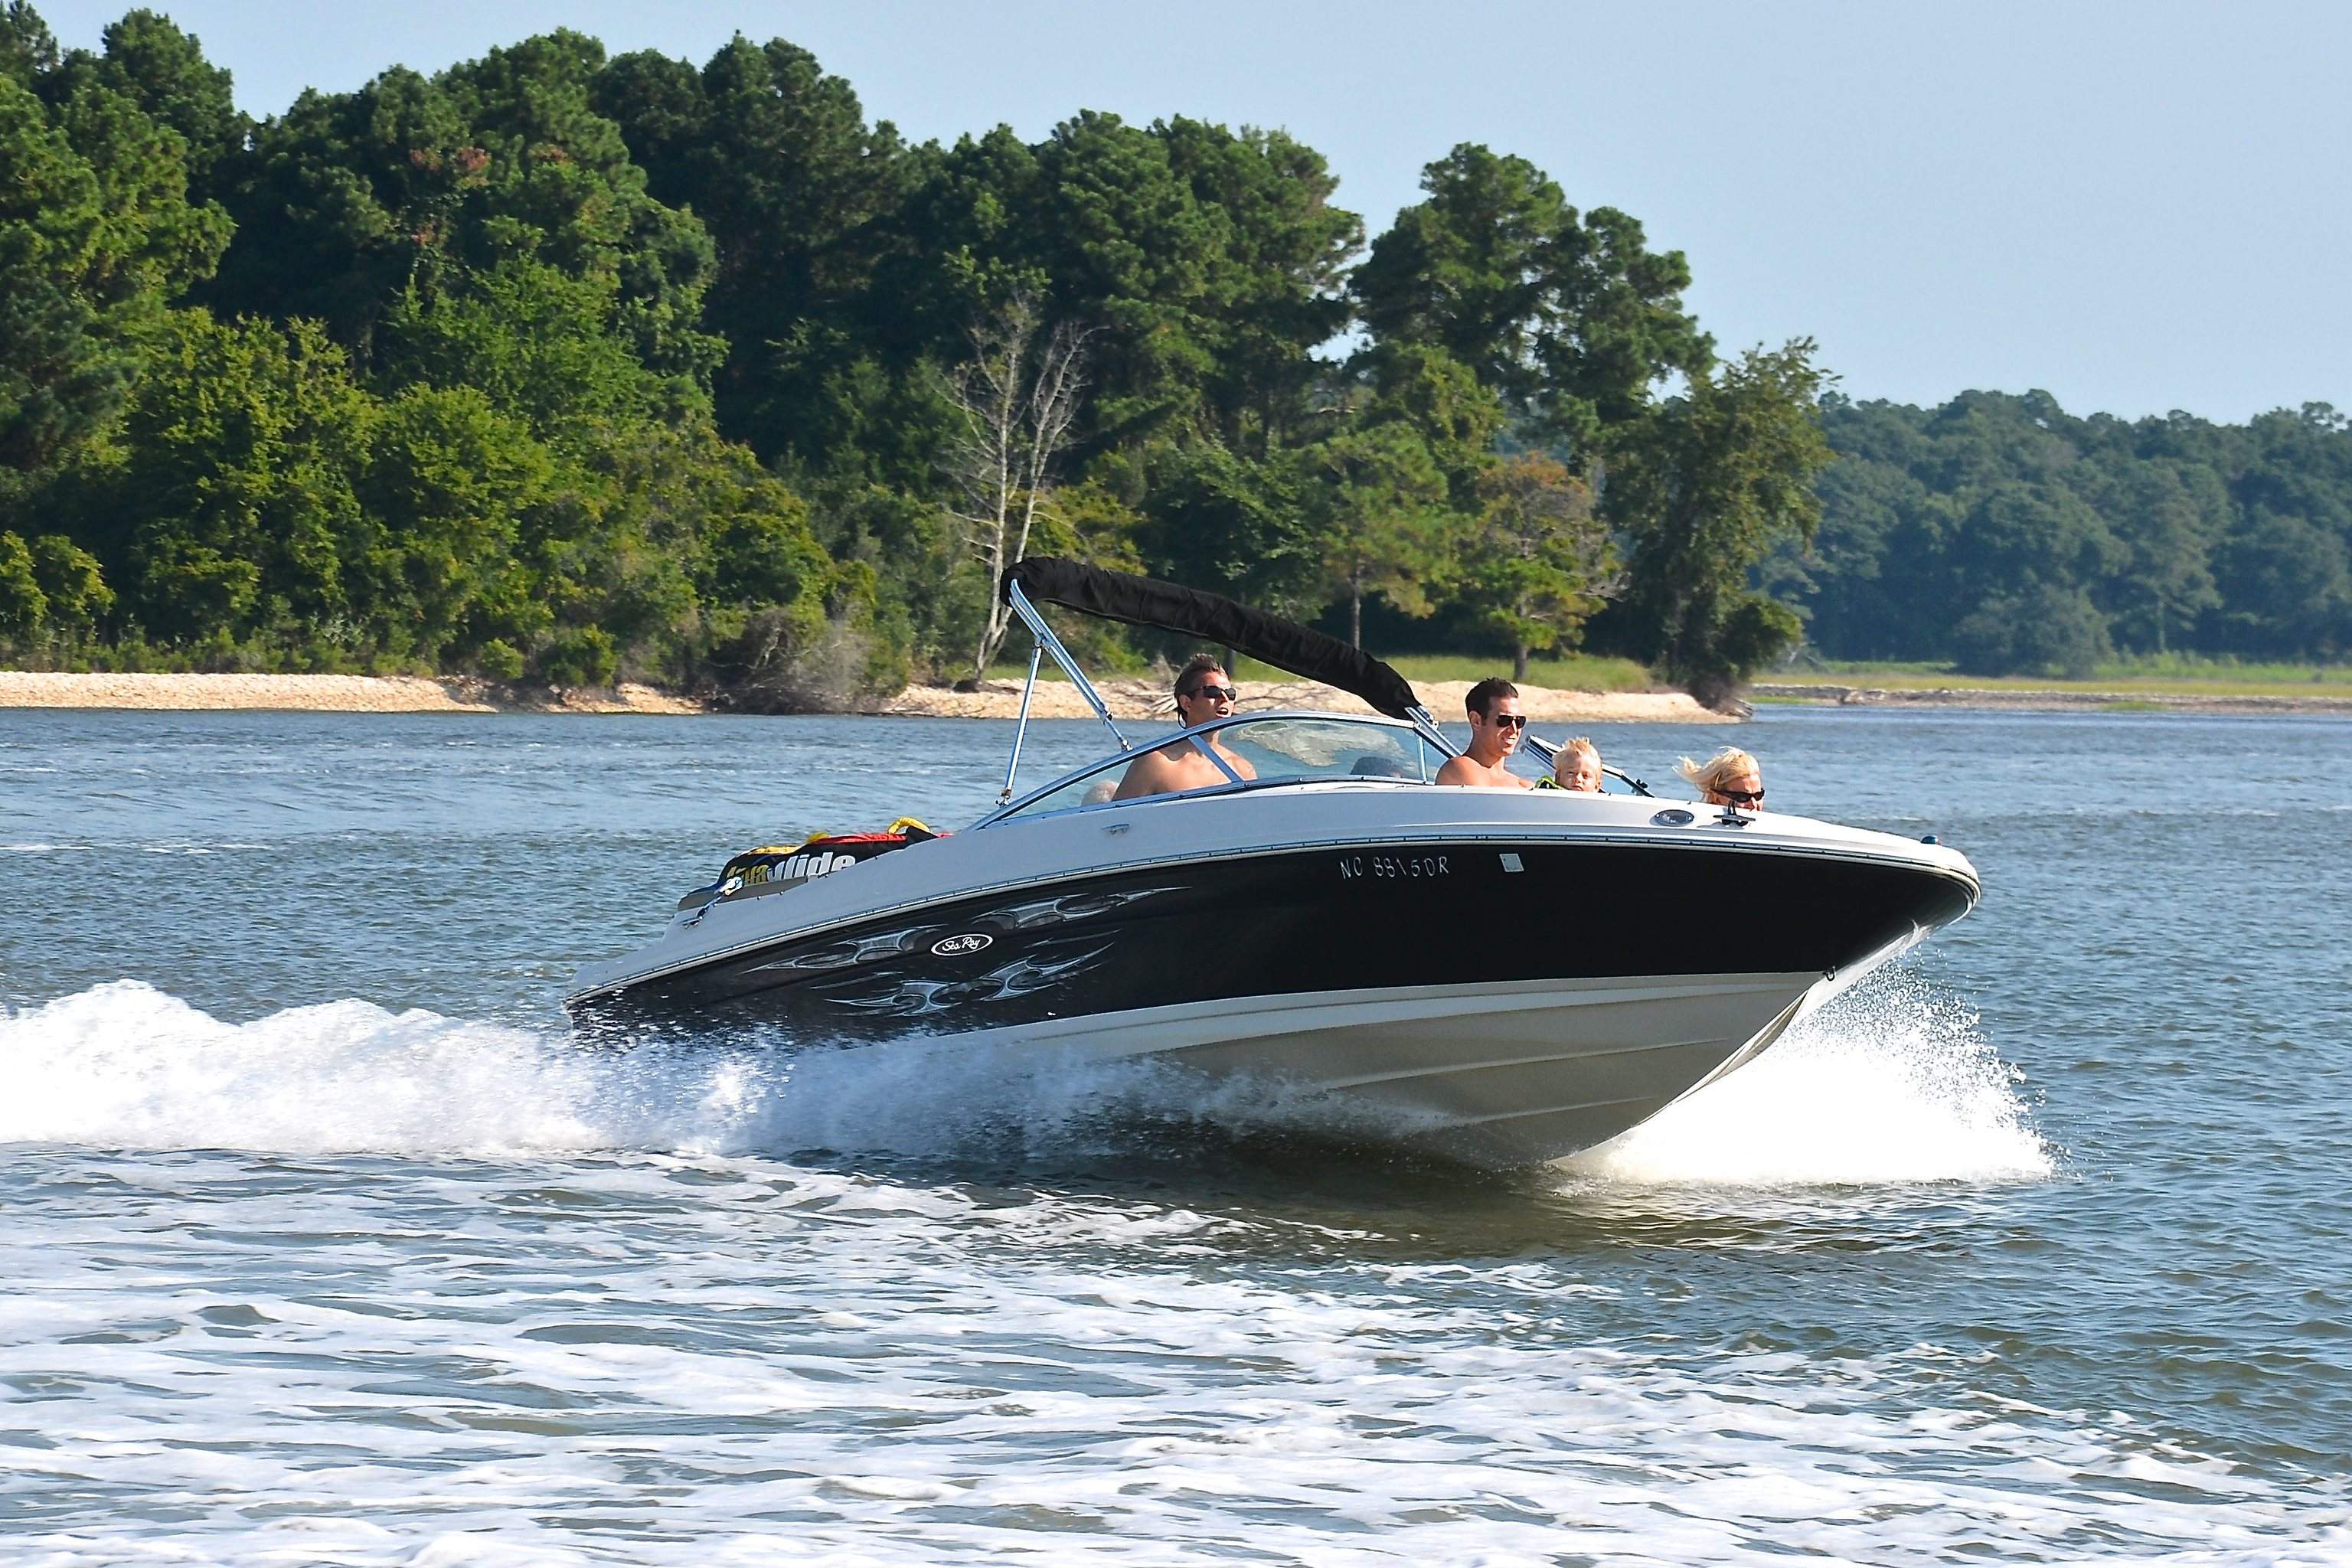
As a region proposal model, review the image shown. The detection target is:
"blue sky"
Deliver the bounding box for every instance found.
[44,0,2352,423]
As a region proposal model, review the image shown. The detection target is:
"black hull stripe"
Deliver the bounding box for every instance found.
[580,841,1968,1047]
[578,831,1975,1002]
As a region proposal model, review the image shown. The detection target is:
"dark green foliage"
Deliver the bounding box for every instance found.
[107,311,370,643]
[8,8,2344,704]
[593,37,915,466]
[380,259,685,432]
[0,528,42,637]
[28,531,109,635]
[1353,144,1709,457]
[51,10,247,187]
[0,3,57,89]
[204,33,719,389]
[0,44,229,470]
[1606,342,1834,706]
[354,383,548,662]
[534,624,615,686]
[1142,443,1321,619]
[1776,394,2352,669]
[1951,583,2112,679]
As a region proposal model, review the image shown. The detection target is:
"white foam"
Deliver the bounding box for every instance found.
[0,984,2335,1568]
[0,982,620,1156]
[0,982,1429,1165]
[1567,969,2053,1186]
[0,974,2051,1190]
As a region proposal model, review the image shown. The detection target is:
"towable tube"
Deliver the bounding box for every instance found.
[676,819,942,914]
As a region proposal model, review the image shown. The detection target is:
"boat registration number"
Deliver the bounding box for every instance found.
[1337,852,1451,882]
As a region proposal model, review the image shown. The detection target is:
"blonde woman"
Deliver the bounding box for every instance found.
[1677,746,1765,809]
[1547,737,1603,792]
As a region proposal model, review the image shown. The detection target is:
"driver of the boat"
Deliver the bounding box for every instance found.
[1435,678,1534,789]
[1111,655,1259,800]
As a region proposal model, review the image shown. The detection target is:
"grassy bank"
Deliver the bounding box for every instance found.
[1771,655,2352,701]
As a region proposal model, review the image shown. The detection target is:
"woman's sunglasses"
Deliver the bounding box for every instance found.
[1715,786,1764,804]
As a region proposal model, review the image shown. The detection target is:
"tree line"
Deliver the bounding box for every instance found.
[0,5,1840,707]
[2,8,2337,708]
[1771,391,2352,676]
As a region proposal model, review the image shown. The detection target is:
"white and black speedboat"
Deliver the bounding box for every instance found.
[567,559,1980,1167]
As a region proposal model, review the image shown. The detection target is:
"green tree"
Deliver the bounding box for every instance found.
[1608,341,1834,705]
[27,530,109,637]
[0,528,44,640]
[2108,465,2221,654]
[2213,507,2350,658]
[1154,117,1360,456]
[208,37,719,392]
[378,259,684,436]
[0,62,227,469]
[0,2,58,87]
[45,9,246,188]
[593,36,914,461]
[354,383,550,663]
[1952,583,2112,678]
[104,311,374,650]
[1353,143,1710,457]
[562,421,839,692]
[1142,443,1321,619]
[1299,421,1454,648]
[1455,453,1614,679]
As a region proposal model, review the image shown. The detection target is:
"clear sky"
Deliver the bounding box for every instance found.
[44,0,2352,423]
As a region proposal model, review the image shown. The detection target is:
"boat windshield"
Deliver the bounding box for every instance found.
[992,714,1448,824]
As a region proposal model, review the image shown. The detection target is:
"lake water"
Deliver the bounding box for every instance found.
[1,706,2346,1565]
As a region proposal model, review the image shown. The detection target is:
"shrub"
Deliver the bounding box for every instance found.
[534,626,617,687]
[475,639,525,681]
[1952,584,2112,678]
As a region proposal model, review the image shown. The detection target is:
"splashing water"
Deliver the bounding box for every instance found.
[1,968,2047,1185]
[1572,968,2053,1185]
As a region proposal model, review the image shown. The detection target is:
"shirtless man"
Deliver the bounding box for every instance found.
[1112,655,1259,799]
[1435,678,1533,789]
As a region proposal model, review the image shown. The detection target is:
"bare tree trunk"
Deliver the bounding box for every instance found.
[943,293,1092,681]
[1514,643,1530,683]
[1350,588,1363,650]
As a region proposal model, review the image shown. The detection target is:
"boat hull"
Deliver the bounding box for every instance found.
[572,828,1969,1165]
[905,969,1832,1168]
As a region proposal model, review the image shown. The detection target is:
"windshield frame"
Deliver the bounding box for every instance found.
[972,710,1446,829]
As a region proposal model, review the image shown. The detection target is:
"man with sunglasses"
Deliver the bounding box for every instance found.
[1435,678,1534,789]
[1112,655,1259,800]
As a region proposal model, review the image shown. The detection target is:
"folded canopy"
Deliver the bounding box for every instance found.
[1003,557,1423,720]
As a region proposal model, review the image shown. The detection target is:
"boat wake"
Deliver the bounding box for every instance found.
[0,970,2047,1184]
[1570,968,2053,1186]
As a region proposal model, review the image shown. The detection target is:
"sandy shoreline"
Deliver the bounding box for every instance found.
[0,672,701,714]
[0,671,1732,722]
[7,670,2339,719]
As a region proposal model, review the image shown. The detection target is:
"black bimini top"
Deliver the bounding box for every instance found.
[1004,557,1423,720]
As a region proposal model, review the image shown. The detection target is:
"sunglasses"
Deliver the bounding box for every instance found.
[1182,684,1238,703]
[1715,786,1764,804]
[1482,712,1527,730]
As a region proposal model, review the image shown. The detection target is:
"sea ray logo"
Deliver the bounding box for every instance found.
[931,933,994,957]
